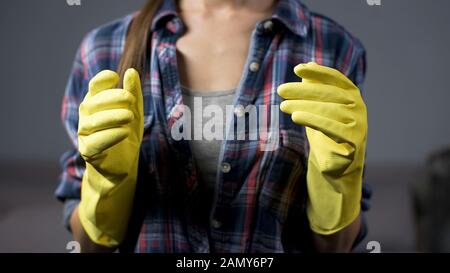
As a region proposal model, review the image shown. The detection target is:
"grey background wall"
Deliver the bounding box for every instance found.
[0,0,449,252]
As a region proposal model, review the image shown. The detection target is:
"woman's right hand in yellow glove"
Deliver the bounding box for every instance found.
[78,69,143,175]
[77,69,144,247]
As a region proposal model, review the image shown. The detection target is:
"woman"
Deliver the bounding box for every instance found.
[56,0,371,253]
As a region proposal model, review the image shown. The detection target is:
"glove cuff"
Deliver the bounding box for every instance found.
[306,165,363,235]
[78,164,138,247]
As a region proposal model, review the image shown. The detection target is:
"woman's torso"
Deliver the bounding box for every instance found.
[58,0,368,253]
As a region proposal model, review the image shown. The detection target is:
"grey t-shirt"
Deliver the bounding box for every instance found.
[181,86,236,192]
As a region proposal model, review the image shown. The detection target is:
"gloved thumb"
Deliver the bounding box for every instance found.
[123,68,142,96]
[123,68,144,127]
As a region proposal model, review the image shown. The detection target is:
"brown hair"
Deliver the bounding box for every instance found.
[117,0,164,86]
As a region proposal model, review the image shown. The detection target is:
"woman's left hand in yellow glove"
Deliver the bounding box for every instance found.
[277,62,368,234]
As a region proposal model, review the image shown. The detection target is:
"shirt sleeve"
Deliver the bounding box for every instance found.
[344,42,372,247]
[55,40,89,229]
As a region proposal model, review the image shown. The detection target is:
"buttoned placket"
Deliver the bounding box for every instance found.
[208,19,277,251]
[157,16,278,252]
[156,16,215,253]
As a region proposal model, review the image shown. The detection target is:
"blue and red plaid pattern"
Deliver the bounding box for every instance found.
[56,0,371,253]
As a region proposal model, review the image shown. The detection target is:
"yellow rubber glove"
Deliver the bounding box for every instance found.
[277,62,367,235]
[77,69,144,247]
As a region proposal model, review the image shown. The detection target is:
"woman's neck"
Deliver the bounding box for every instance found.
[178,0,276,15]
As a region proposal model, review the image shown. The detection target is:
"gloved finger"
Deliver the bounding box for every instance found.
[291,111,353,144]
[80,89,136,115]
[79,127,129,158]
[294,62,356,90]
[88,70,120,97]
[277,82,353,104]
[78,109,134,136]
[280,100,353,124]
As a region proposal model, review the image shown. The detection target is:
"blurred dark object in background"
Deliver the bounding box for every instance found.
[412,147,450,253]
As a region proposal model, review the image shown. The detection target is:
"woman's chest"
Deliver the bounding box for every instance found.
[175,19,255,91]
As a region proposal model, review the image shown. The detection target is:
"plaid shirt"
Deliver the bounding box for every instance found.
[56,0,371,253]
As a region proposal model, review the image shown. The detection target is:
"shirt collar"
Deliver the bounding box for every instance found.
[151,0,179,31]
[271,0,310,37]
[151,0,310,37]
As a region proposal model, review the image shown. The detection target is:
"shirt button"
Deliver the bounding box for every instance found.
[221,162,231,173]
[249,62,260,72]
[263,20,274,32]
[301,25,308,36]
[234,105,245,117]
[195,246,207,252]
[211,219,222,229]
